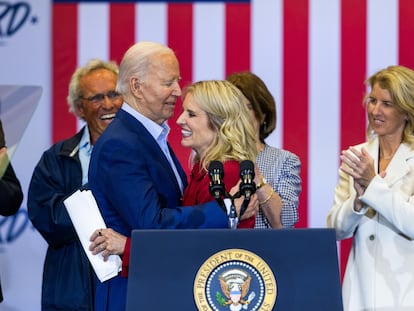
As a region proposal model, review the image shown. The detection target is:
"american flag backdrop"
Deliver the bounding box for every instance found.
[51,0,414,280]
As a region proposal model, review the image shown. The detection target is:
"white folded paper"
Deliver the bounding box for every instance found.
[64,189,122,282]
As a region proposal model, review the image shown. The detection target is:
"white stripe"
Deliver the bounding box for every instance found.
[78,3,109,64]
[252,0,283,149]
[77,3,110,131]
[193,3,225,81]
[367,0,398,76]
[309,0,341,228]
[136,3,167,45]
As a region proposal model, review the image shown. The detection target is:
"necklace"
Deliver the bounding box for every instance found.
[378,147,397,173]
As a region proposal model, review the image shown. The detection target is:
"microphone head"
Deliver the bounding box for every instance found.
[239,160,256,198]
[208,160,225,198]
[240,160,255,178]
[209,160,224,178]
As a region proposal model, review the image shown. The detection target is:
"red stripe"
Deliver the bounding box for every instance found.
[225,3,251,75]
[339,0,367,280]
[398,0,414,68]
[167,4,194,174]
[283,0,309,229]
[109,4,136,64]
[52,4,78,144]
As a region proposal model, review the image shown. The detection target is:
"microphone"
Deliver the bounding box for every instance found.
[208,161,225,199]
[239,160,256,217]
[208,161,226,214]
[239,160,256,200]
[208,161,239,229]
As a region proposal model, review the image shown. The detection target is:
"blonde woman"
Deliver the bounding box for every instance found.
[327,65,414,310]
[177,80,258,228]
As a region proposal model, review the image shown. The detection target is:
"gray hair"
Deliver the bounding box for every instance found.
[67,59,119,116]
[116,41,175,95]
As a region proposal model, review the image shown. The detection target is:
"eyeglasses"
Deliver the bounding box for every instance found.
[80,91,121,105]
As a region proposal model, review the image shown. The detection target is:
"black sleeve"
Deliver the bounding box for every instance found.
[0,119,23,216]
[0,120,5,148]
[0,162,24,216]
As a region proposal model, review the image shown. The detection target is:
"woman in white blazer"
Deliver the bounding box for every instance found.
[327,65,414,311]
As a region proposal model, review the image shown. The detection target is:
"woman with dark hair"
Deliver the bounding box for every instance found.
[227,72,302,228]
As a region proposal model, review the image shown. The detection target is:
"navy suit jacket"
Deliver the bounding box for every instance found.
[89,108,228,311]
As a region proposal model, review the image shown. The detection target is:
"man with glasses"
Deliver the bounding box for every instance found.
[27,59,122,311]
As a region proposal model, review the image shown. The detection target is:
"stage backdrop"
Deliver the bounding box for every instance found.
[1,0,414,310]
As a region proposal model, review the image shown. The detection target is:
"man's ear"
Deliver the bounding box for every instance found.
[130,77,141,96]
[75,102,85,119]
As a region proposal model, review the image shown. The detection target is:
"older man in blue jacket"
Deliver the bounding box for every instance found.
[27,59,122,311]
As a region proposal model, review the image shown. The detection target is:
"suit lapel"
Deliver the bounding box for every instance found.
[366,137,414,186]
[118,109,185,196]
[385,143,414,186]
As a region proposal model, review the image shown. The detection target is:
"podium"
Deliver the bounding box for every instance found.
[126,228,343,310]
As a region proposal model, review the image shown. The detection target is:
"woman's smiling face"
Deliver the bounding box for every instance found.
[176,93,216,158]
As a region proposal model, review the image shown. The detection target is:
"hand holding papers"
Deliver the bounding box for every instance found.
[64,189,122,282]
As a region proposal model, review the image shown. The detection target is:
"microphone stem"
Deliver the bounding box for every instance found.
[215,197,226,213]
[228,198,238,229]
[239,198,249,218]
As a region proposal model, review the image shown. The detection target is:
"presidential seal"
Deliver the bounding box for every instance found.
[194,249,277,311]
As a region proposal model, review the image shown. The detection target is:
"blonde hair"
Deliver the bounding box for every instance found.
[183,80,258,171]
[227,71,276,142]
[364,65,414,145]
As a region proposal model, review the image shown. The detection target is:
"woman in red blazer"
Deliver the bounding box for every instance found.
[177,80,258,228]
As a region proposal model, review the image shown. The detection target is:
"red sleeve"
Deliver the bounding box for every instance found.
[194,172,214,205]
[121,237,132,277]
[237,215,256,228]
